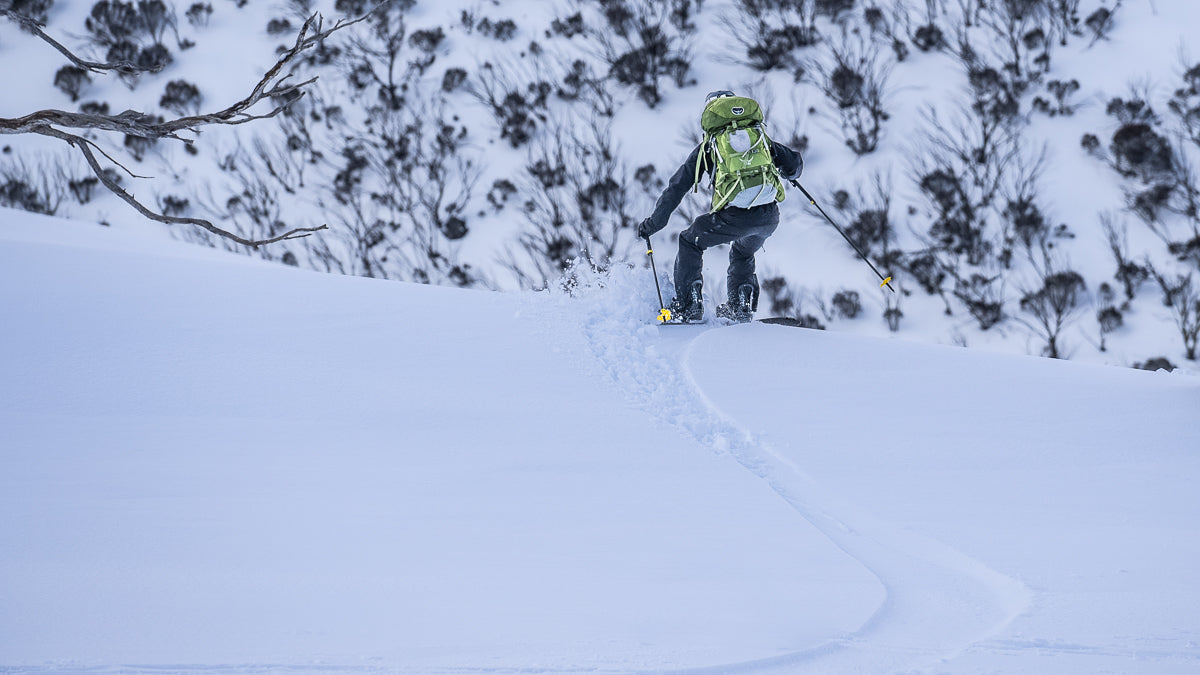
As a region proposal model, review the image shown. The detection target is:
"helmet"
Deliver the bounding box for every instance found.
[704,90,735,104]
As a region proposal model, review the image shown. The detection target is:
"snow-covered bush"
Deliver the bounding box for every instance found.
[1170,61,1200,147]
[86,1,143,47]
[861,3,910,61]
[160,79,201,115]
[999,148,1051,264]
[68,176,98,204]
[1168,275,1200,359]
[594,0,695,108]
[761,276,795,316]
[729,0,817,73]
[123,126,160,161]
[833,173,895,264]
[0,154,72,215]
[1084,2,1121,45]
[85,0,178,85]
[474,17,516,41]
[815,32,893,155]
[1,0,54,24]
[1100,213,1150,301]
[1095,282,1122,352]
[53,66,91,102]
[919,166,989,265]
[977,0,1053,86]
[954,272,1006,330]
[1106,96,1173,182]
[158,194,188,216]
[184,2,210,28]
[831,289,862,319]
[550,11,584,38]
[500,116,642,288]
[486,179,517,211]
[474,62,549,147]
[441,67,467,93]
[266,17,292,35]
[1019,267,1086,358]
[1032,78,1079,116]
[1048,0,1082,45]
[759,276,827,327]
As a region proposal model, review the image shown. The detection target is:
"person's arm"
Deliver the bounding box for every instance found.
[638,144,704,237]
[770,141,804,181]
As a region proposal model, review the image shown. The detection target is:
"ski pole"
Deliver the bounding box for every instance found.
[790,179,896,293]
[644,235,672,323]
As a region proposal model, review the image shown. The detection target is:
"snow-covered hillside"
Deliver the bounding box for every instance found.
[2,208,1198,673]
[6,0,1200,371]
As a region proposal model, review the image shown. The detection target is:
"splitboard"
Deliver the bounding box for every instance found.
[656,316,810,328]
[757,316,809,328]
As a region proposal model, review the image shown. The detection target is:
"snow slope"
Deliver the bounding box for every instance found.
[1,207,1199,674]
[7,0,1200,368]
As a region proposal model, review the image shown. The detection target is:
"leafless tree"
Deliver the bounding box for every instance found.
[1168,274,1200,359]
[912,105,1019,269]
[1093,282,1122,353]
[1168,137,1200,241]
[591,0,695,108]
[0,10,362,247]
[723,0,817,73]
[190,143,298,261]
[813,29,893,155]
[1048,0,1082,46]
[501,115,643,289]
[0,150,76,215]
[1,8,155,75]
[1017,240,1086,359]
[1100,212,1150,301]
[977,0,1053,85]
[998,144,1051,264]
[952,0,985,28]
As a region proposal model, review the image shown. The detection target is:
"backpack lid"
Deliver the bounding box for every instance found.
[701,96,764,133]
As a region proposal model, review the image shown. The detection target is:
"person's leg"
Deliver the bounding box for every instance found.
[673,212,718,300]
[674,207,778,318]
[725,211,778,312]
[727,234,768,309]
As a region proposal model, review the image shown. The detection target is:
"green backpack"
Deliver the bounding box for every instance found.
[694,95,786,213]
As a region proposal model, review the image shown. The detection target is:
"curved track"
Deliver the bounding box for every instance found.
[559,294,1031,674]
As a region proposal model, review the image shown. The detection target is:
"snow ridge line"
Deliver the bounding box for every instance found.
[528,270,1030,673]
[674,328,1033,674]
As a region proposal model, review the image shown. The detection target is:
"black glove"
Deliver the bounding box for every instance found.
[636,218,655,239]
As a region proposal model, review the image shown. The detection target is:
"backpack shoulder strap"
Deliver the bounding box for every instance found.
[693,135,712,193]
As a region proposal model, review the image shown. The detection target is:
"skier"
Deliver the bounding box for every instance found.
[637,90,804,323]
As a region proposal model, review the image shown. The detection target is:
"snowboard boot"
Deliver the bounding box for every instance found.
[669,280,705,322]
[716,283,756,323]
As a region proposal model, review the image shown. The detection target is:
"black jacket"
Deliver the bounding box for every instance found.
[642,140,804,236]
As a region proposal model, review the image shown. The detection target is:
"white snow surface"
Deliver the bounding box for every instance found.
[2,207,1200,674]
[6,0,1200,367]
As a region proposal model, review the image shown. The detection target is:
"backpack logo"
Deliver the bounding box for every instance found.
[732,107,744,115]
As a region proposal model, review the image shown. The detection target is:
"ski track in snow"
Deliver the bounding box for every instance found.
[532,268,1032,674]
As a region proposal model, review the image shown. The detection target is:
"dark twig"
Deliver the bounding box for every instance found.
[0,8,153,74]
[37,126,327,247]
[0,12,364,247]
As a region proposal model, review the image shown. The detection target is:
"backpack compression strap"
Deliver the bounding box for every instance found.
[694,119,774,193]
[710,127,772,212]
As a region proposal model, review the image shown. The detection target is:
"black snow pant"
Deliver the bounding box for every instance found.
[673,203,779,308]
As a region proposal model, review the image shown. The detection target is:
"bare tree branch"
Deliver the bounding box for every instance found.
[0,12,368,247]
[0,8,153,74]
[36,125,326,247]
